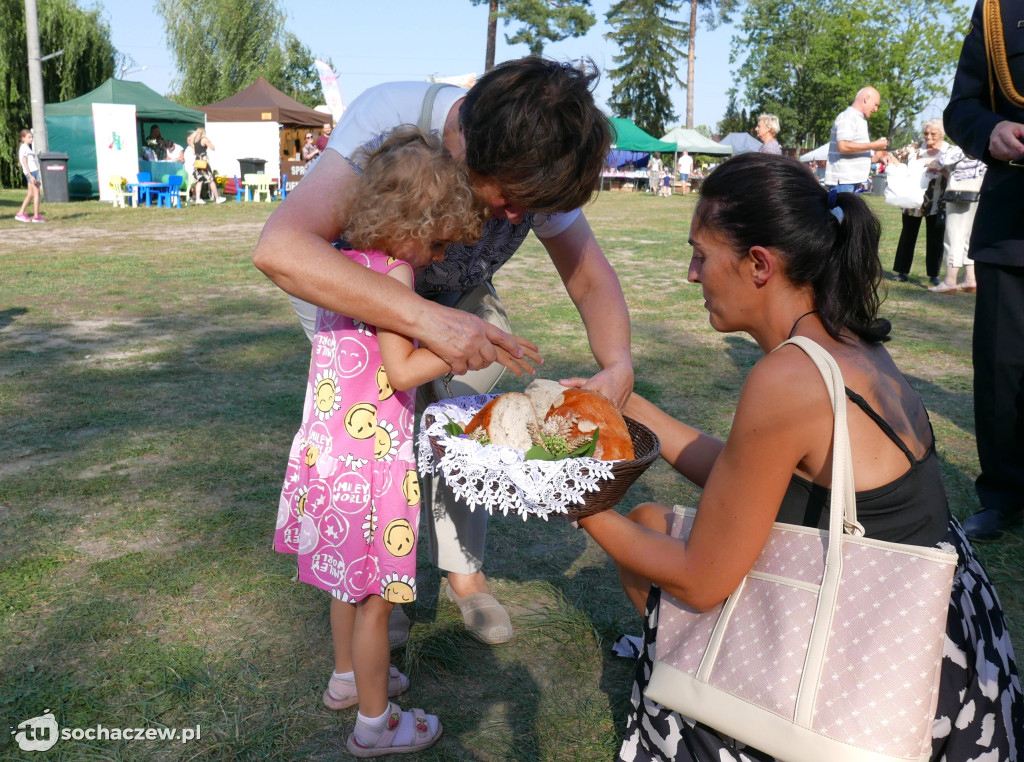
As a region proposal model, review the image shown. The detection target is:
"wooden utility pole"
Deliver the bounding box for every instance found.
[25,0,48,153]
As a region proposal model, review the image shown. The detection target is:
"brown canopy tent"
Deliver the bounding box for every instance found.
[199,78,330,185]
[201,77,325,125]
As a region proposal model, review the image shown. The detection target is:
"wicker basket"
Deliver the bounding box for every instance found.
[426,415,661,520]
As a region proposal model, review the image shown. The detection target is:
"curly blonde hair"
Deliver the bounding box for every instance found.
[345,126,484,252]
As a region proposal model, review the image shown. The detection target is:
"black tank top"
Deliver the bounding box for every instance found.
[194,139,208,160]
[776,387,950,547]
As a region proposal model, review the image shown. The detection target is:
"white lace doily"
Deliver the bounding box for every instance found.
[417,395,617,520]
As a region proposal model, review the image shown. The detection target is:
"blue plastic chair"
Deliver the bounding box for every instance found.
[159,175,184,208]
[278,177,287,200]
[233,176,245,202]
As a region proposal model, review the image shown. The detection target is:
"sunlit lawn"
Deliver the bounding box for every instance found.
[1,185,1019,760]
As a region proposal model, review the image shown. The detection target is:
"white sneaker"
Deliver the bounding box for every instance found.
[195,199,206,205]
[215,197,226,204]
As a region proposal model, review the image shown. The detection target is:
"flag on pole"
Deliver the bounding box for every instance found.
[315,60,345,123]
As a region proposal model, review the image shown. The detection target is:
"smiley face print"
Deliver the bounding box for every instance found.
[374,420,398,461]
[376,365,395,402]
[383,518,415,558]
[381,572,416,603]
[313,369,342,420]
[401,470,420,507]
[344,402,377,440]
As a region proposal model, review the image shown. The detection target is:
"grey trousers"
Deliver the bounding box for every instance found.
[415,281,510,575]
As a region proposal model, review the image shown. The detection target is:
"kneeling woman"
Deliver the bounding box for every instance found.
[578,154,1022,761]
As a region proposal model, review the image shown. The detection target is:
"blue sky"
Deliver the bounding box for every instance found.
[100,1,738,133]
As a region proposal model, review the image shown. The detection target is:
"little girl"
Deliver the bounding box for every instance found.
[15,129,44,223]
[274,126,484,757]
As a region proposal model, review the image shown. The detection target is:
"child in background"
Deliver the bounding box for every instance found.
[273,126,528,757]
[15,129,44,223]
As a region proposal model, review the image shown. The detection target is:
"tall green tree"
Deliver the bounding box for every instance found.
[471,0,595,72]
[1,0,117,186]
[605,0,688,138]
[267,32,323,109]
[731,0,967,148]
[682,0,737,128]
[157,0,320,108]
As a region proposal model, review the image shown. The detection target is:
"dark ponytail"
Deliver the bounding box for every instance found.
[695,153,891,343]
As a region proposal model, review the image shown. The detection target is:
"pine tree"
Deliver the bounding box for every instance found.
[470,0,595,72]
[605,0,688,138]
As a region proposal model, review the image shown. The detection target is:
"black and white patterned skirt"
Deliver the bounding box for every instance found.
[618,518,1023,761]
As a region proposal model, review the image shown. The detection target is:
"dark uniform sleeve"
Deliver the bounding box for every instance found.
[944,1,1004,161]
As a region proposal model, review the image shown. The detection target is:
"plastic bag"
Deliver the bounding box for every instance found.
[883,161,927,209]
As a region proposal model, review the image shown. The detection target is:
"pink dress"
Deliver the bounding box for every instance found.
[275,249,421,604]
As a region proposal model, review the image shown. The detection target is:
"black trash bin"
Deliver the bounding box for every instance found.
[872,174,887,196]
[38,151,70,203]
[238,157,267,176]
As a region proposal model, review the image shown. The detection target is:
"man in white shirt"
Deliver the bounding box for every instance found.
[255,58,633,647]
[676,151,693,180]
[825,87,889,192]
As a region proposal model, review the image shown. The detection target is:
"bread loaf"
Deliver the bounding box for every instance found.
[464,392,535,450]
[464,384,634,461]
[545,389,635,461]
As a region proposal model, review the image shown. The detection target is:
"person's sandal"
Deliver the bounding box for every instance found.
[961,284,978,293]
[345,703,442,758]
[928,282,960,294]
[322,665,409,711]
[444,580,514,645]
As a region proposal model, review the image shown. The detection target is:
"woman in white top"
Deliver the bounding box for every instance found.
[15,129,44,223]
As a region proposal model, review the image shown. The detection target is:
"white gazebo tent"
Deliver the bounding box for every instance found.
[799,143,830,162]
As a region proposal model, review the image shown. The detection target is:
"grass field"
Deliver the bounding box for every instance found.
[1,186,1020,761]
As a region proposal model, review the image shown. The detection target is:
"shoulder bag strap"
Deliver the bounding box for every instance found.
[776,336,862,537]
[776,336,861,724]
[418,83,457,134]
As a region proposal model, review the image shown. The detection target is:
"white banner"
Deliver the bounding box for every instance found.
[315,59,345,124]
[92,103,139,202]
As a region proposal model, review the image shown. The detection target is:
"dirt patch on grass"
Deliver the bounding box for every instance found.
[0,220,264,253]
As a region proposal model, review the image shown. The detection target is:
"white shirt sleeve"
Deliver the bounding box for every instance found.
[326,82,467,167]
[834,109,863,144]
[530,209,581,238]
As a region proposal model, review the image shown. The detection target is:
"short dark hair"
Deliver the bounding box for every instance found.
[695,153,890,343]
[460,56,611,214]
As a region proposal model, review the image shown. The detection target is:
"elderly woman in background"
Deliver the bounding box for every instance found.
[928,145,985,293]
[888,119,949,285]
[755,114,782,155]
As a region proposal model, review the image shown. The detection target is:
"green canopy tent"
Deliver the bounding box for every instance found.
[660,126,733,156]
[609,118,677,153]
[45,79,205,198]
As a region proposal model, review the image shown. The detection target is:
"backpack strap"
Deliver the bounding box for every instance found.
[418,83,457,133]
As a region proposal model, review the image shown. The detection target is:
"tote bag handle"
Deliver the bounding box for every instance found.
[775,336,862,724]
